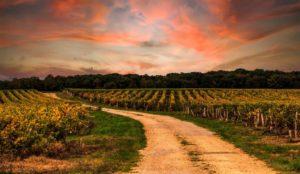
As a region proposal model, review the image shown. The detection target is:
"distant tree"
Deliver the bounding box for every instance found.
[103,82,117,89]
[93,78,102,88]
[44,75,57,91]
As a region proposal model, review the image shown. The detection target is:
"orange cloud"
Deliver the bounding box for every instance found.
[0,39,11,47]
[123,60,156,70]
[206,0,300,42]
[0,0,137,47]
[61,32,148,45]
[0,30,148,47]
[51,0,109,24]
[163,8,223,60]
[129,0,231,59]
[129,0,176,24]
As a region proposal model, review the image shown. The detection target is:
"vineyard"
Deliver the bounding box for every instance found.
[66,88,300,140]
[0,90,91,157]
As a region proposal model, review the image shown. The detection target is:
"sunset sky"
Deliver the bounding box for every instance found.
[0,0,300,80]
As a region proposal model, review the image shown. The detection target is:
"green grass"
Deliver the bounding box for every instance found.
[67,111,146,173]
[147,111,300,174]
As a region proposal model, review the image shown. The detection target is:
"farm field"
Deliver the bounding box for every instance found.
[66,88,300,140]
[0,90,145,173]
[1,88,299,173]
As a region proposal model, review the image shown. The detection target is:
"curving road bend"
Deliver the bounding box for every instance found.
[102,108,276,174]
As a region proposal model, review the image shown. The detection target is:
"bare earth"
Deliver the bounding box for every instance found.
[102,108,277,174]
[0,156,76,173]
[43,92,61,99]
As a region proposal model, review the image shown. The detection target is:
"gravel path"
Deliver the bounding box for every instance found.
[103,108,276,174]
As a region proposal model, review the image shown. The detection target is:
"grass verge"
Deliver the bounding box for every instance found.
[67,110,146,173]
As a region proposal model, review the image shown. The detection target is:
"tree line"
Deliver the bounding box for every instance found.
[0,69,299,91]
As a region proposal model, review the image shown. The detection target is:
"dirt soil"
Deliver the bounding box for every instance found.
[103,108,277,174]
[43,92,61,99]
[0,156,76,173]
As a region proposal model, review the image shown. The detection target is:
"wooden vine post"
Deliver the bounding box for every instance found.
[295,112,298,139]
[261,112,265,127]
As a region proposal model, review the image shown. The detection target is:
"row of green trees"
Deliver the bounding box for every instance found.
[1,69,300,90]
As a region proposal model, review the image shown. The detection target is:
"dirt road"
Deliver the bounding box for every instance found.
[102,108,276,174]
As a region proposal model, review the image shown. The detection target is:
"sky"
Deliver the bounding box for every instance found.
[0,0,300,80]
